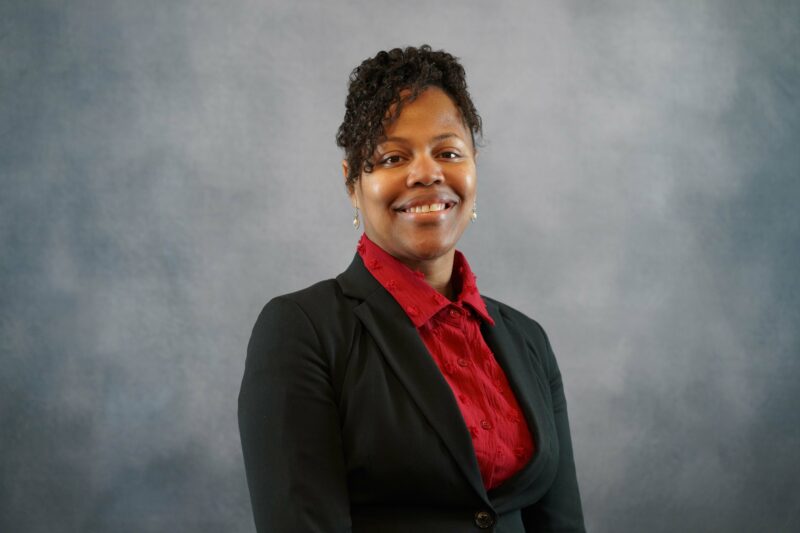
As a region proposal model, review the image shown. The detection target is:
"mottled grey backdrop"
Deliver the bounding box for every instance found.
[2,0,798,531]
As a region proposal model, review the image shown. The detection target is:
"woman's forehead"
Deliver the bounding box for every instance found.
[382,87,467,138]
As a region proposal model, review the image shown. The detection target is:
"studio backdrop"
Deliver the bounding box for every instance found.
[2,1,798,531]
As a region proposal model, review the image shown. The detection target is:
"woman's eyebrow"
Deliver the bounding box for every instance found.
[381,133,464,144]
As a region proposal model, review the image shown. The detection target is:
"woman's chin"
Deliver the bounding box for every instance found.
[397,239,457,263]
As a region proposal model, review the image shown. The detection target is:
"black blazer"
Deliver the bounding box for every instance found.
[238,254,585,532]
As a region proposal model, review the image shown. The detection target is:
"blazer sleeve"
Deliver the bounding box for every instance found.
[238,296,351,532]
[522,325,586,532]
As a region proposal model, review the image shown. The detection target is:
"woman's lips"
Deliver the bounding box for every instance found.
[394,193,459,212]
[395,201,456,218]
[394,194,458,214]
[400,202,448,214]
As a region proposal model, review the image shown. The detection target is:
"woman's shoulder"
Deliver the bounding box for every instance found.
[252,277,357,344]
[480,294,560,375]
[481,295,550,343]
[270,278,344,309]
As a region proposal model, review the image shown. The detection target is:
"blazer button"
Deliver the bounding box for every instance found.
[474,510,495,529]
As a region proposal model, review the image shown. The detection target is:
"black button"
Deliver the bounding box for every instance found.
[474,510,495,529]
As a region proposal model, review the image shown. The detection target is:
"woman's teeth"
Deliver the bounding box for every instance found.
[404,203,447,213]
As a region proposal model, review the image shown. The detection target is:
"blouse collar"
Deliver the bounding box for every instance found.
[357,233,494,328]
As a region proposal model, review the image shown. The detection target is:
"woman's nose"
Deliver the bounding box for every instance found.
[406,154,444,187]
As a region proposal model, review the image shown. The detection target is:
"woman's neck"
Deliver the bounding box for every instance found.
[400,251,456,300]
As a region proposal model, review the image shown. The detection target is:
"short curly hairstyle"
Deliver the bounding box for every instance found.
[336,45,482,192]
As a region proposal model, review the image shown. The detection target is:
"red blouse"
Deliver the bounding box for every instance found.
[357,234,534,490]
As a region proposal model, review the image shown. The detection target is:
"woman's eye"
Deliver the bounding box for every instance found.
[439,151,461,159]
[379,155,402,165]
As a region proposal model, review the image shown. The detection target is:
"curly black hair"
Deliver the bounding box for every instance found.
[336,45,482,192]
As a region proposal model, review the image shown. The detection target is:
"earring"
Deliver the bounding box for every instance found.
[470,201,477,222]
[353,207,360,229]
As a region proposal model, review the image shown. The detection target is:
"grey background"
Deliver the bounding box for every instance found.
[2,0,798,531]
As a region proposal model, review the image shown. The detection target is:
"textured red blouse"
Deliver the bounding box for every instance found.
[357,234,534,490]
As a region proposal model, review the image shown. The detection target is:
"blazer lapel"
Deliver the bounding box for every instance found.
[480,299,557,501]
[337,255,490,505]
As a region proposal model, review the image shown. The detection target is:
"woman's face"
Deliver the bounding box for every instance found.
[347,86,477,267]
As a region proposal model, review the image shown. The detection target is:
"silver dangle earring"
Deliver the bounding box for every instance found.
[470,201,477,222]
[353,206,360,229]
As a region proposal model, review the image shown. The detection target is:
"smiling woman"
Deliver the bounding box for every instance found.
[238,45,585,532]
[346,87,477,297]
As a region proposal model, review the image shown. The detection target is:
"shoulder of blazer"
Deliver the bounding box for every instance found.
[481,295,560,380]
[252,276,360,403]
[271,253,382,328]
[265,276,358,350]
[251,255,379,392]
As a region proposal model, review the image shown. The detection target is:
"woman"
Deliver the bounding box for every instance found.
[238,45,585,532]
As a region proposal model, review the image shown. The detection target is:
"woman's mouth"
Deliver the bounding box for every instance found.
[400,202,452,214]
